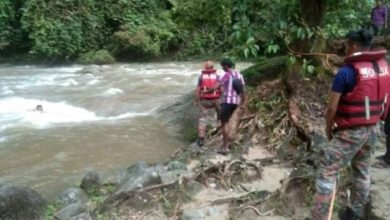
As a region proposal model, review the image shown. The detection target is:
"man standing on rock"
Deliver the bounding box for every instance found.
[202,58,245,154]
[311,28,390,220]
[195,61,221,147]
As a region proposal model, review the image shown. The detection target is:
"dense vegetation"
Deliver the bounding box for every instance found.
[0,0,375,63]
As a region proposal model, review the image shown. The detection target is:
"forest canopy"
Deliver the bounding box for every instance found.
[0,0,375,62]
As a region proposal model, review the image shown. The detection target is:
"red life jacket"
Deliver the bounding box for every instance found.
[199,69,220,99]
[335,50,390,128]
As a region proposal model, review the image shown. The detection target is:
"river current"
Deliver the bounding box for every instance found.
[0,62,249,198]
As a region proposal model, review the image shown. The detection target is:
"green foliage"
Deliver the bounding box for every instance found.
[0,0,14,49]
[183,121,198,142]
[108,0,176,59]
[0,0,379,62]
[79,50,115,65]
[43,202,61,220]
[229,0,374,58]
[1,0,177,61]
[300,58,316,77]
[229,0,300,58]
[21,0,107,60]
[172,0,232,58]
[324,0,373,37]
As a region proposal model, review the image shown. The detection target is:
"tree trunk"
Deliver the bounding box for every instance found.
[299,0,326,27]
[297,0,329,73]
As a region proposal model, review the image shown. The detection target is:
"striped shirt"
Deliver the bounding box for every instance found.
[219,70,245,104]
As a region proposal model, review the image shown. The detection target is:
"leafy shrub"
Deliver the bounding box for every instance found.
[21,0,107,60]
[171,0,232,58]
[0,0,15,49]
[78,49,115,65]
[107,1,176,59]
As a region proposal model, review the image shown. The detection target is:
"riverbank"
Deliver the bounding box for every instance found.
[2,61,390,220]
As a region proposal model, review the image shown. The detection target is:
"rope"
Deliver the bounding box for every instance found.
[286,44,339,70]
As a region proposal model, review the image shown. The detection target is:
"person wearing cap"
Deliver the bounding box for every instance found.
[202,58,245,154]
[371,0,388,36]
[195,61,221,147]
[310,28,390,220]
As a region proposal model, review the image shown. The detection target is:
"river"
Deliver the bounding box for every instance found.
[0,62,249,198]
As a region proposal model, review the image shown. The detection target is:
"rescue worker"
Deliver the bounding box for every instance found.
[202,58,245,154]
[195,61,221,147]
[311,28,390,220]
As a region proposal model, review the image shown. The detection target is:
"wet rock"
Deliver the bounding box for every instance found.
[0,184,47,220]
[180,209,205,220]
[114,161,162,195]
[80,170,101,192]
[160,170,194,184]
[70,212,93,220]
[102,174,121,186]
[167,161,187,171]
[118,161,149,183]
[59,187,88,207]
[158,93,199,141]
[154,163,168,174]
[55,202,88,220]
[180,206,228,220]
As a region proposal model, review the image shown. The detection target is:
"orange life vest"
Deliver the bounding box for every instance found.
[199,69,220,99]
[335,50,390,128]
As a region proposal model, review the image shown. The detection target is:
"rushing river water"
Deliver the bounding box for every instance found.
[0,62,249,198]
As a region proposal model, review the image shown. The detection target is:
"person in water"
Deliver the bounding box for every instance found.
[195,61,221,147]
[202,58,245,154]
[34,105,43,112]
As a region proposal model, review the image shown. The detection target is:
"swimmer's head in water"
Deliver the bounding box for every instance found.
[36,105,43,111]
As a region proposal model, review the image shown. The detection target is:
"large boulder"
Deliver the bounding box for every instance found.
[167,161,187,171]
[80,170,101,193]
[158,93,199,141]
[160,170,194,184]
[0,184,47,220]
[58,187,88,207]
[114,161,162,196]
[55,202,88,220]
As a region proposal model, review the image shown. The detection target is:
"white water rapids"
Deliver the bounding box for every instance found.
[0,62,250,198]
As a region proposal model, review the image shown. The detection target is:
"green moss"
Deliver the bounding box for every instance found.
[43,202,61,220]
[78,50,115,65]
[183,124,198,142]
[242,56,288,85]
